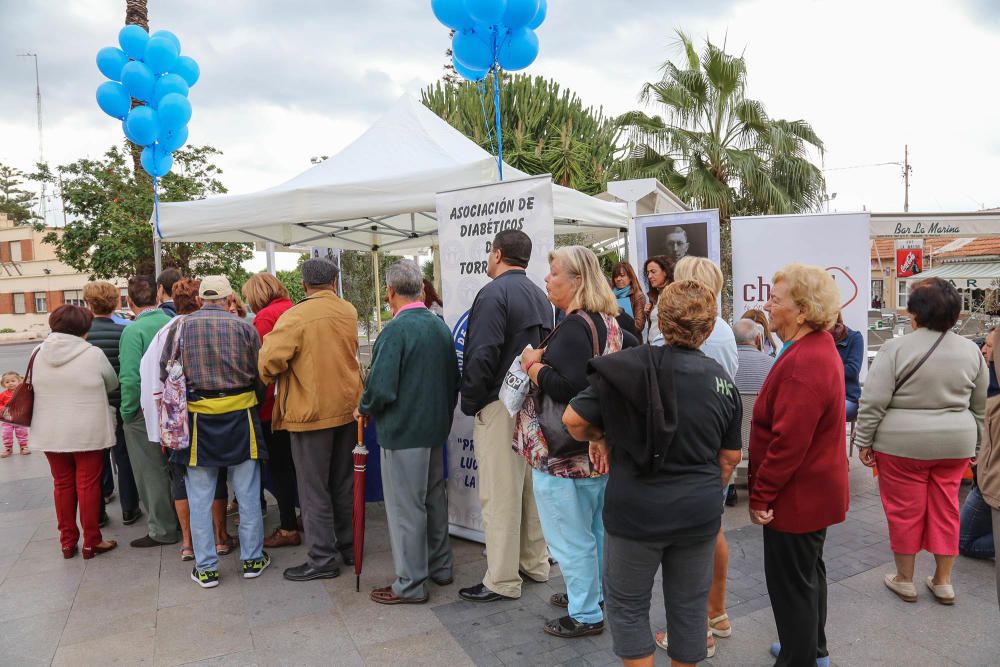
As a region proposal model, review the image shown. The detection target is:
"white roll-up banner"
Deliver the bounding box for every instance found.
[732,212,871,379]
[435,175,555,542]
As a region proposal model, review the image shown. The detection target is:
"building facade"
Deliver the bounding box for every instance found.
[0,213,125,332]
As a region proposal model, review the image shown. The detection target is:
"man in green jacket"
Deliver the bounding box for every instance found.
[119,275,179,547]
[357,260,459,605]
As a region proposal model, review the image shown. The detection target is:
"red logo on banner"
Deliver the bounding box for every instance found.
[825,266,859,309]
[896,248,923,278]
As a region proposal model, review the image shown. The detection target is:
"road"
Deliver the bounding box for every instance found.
[0,342,38,375]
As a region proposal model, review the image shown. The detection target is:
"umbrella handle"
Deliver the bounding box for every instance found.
[357,417,365,443]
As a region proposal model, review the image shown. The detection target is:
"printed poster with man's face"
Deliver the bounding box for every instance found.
[634,209,722,274]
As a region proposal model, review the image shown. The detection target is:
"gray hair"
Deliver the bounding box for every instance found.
[301,258,340,287]
[385,260,423,299]
[734,318,764,346]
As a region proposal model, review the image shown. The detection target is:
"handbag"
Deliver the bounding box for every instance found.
[159,322,190,450]
[534,312,601,460]
[1,348,38,427]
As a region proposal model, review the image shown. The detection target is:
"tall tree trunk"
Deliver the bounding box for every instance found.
[125,1,149,180]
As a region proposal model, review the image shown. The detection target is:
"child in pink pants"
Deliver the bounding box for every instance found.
[0,371,29,457]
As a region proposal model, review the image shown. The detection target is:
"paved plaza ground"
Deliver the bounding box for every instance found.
[0,448,997,666]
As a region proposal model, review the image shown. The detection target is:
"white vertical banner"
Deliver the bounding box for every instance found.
[435,175,555,542]
[732,212,871,378]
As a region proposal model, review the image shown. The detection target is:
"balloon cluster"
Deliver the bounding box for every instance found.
[95,26,199,178]
[432,0,547,81]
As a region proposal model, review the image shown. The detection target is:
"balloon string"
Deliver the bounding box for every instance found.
[492,29,503,181]
[153,174,163,239]
[477,81,496,157]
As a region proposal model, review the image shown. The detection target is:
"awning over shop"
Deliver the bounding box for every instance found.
[908,261,1000,289]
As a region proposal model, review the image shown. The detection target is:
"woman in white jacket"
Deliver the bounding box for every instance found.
[30,305,119,559]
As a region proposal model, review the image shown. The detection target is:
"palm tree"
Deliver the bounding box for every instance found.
[422,74,623,195]
[618,32,826,313]
[125,0,149,179]
[619,32,826,218]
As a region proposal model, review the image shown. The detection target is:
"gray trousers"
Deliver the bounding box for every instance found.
[123,416,179,543]
[993,508,1000,611]
[381,445,454,599]
[290,424,355,568]
[604,531,715,664]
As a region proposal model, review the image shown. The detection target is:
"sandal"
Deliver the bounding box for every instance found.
[216,537,236,556]
[369,585,428,605]
[655,630,715,659]
[543,615,604,639]
[0,449,11,458]
[19,446,29,455]
[709,612,732,638]
[180,546,194,561]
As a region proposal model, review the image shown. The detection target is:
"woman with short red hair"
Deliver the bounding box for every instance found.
[30,305,120,559]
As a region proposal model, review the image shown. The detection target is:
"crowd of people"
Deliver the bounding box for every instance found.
[8,227,999,667]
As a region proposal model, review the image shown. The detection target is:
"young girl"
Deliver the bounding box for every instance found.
[0,371,29,456]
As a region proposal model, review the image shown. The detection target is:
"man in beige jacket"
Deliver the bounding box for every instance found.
[980,342,1000,610]
[259,258,362,582]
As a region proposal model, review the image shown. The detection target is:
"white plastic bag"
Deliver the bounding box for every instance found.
[499,346,532,417]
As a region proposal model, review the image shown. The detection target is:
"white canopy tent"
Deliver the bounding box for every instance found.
[154,94,629,253]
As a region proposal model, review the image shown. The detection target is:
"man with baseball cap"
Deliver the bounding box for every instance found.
[259,258,362,582]
[160,275,270,588]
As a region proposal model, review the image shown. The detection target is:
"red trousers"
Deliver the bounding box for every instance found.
[875,452,968,555]
[45,451,105,550]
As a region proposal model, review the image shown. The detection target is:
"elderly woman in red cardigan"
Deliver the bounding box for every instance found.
[750,263,850,667]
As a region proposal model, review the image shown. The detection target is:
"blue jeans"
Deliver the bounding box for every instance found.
[532,469,607,624]
[187,459,263,573]
[959,485,995,559]
[845,400,859,422]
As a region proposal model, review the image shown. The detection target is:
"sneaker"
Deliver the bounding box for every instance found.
[770,643,830,667]
[243,552,271,579]
[191,567,220,589]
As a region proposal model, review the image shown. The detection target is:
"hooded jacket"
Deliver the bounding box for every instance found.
[28,333,118,453]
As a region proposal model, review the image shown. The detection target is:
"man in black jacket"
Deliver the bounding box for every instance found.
[458,230,553,603]
[83,281,142,526]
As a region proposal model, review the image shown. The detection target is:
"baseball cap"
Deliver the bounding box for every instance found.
[199,275,233,300]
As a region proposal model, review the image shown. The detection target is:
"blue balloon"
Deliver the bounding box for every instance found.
[159,125,189,153]
[158,93,192,130]
[528,0,546,29]
[150,30,181,54]
[453,28,493,71]
[497,27,538,70]
[118,24,149,61]
[96,81,131,120]
[121,60,155,102]
[141,145,173,178]
[502,0,539,29]
[122,119,140,144]
[152,73,189,107]
[452,55,488,82]
[125,106,159,146]
[96,47,129,81]
[431,0,474,30]
[173,56,200,87]
[144,36,179,75]
[466,0,507,24]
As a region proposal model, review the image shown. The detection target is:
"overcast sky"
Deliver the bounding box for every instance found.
[2,0,999,250]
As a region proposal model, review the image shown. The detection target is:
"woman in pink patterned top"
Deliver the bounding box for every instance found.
[515,245,638,639]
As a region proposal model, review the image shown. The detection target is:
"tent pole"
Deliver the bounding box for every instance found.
[373,249,383,334]
[154,236,162,277]
[432,244,442,294]
[265,242,276,275]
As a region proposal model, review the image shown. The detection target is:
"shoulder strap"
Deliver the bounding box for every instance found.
[895,331,946,393]
[575,311,601,358]
[23,347,39,383]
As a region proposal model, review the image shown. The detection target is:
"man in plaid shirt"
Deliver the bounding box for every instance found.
[160,275,271,589]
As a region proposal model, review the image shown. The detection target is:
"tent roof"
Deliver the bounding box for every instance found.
[155,95,630,253]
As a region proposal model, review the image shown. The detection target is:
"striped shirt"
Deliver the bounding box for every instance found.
[734,345,774,394]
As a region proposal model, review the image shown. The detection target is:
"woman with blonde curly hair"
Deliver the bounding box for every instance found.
[750,263,849,667]
[516,245,637,638]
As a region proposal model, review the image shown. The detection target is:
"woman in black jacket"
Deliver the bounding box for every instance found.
[515,245,636,639]
[564,280,742,666]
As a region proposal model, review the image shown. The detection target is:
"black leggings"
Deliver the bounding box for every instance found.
[262,422,298,531]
